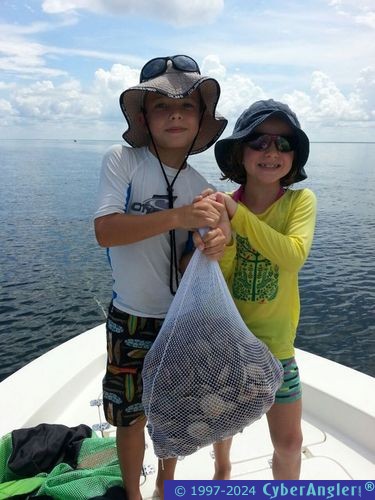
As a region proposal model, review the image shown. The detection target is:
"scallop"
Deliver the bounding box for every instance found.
[187,421,211,440]
[217,365,231,385]
[200,393,226,418]
[237,385,259,403]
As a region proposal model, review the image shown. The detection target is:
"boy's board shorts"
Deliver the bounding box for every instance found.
[102,302,164,427]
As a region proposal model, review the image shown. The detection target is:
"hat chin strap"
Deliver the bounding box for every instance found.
[142,106,206,295]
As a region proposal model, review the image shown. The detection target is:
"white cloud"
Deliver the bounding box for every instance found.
[0,19,77,36]
[311,71,368,121]
[329,0,375,29]
[0,98,14,126]
[356,66,375,118]
[0,82,16,90]
[0,23,67,78]
[41,0,96,15]
[218,74,267,126]
[201,55,227,80]
[203,58,372,128]
[283,70,372,125]
[42,0,224,26]
[0,21,142,79]
[10,79,101,121]
[354,13,375,28]
[0,98,13,113]
[0,63,139,128]
[282,91,314,124]
[50,47,142,66]
[1,0,374,140]
[1,60,374,138]
[94,64,139,93]
[92,64,139,119]
[200,55,264,125]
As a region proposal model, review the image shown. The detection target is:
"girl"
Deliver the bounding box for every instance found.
[214,99,317,479]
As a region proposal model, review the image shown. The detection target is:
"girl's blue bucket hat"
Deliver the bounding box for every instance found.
[215,99,309,184]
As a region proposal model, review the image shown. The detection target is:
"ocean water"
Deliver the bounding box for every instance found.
[0,139,374,382]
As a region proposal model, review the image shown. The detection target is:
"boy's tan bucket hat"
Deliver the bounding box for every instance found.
[119,60,227,154]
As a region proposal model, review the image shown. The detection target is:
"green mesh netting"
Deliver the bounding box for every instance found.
[0,433,14,483]
[36,436,122,499]
[0,476,45,499]
[0,432,47,498]
[0,433,40,484]
[0,434,123,499]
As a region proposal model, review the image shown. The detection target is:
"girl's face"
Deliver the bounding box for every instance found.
[242,117,294,187]
[142,91,201,154]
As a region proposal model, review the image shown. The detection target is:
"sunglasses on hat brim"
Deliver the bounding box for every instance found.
[245,133,298,153]
[140,55,200,83]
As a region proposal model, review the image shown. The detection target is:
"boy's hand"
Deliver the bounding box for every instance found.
[195,189,238,221]
[183,189,237,260]
[178,196,224,230]
[192,227,227,261]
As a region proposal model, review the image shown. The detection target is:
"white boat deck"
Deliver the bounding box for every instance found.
[0,324,374,497]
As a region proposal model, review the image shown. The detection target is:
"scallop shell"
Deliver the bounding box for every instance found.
[217,365,231,385]
[200,393,226,418]
[187,421,211,440]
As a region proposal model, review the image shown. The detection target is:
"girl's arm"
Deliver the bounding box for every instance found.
[229,189,317,272]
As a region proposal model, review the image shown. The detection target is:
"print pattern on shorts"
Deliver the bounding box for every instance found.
[103,306,163,427]
[232,234,279,303]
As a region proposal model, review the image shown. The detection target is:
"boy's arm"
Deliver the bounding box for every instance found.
[94,147,226,248]
[94,197,225,247]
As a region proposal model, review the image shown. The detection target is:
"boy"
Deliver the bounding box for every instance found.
[94,55,229,499]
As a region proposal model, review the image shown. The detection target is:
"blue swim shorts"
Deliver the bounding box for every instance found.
[274,357,302,404]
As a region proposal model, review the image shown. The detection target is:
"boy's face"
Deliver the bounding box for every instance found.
[242,117,294,187]
[142,91,202,154]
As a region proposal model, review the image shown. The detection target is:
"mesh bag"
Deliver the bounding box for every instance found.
[142,247,284,459]
[0,433,122,499]
[35,436,122,499]
[0,433,17,483]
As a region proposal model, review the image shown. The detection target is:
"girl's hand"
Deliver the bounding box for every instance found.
[192,187,215,203]
[214,192,233,244]
[217,192,238,220]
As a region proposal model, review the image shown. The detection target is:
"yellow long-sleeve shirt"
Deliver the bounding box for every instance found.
[220,188,317,359]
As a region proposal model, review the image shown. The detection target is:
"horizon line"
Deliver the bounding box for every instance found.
[1,139,375,145]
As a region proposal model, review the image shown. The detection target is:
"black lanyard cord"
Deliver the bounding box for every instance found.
[143,106,206,294]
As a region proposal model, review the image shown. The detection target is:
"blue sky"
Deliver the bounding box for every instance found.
[0,0,374,141]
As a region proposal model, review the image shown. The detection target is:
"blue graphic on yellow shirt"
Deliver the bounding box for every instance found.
[233,234,279,303]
